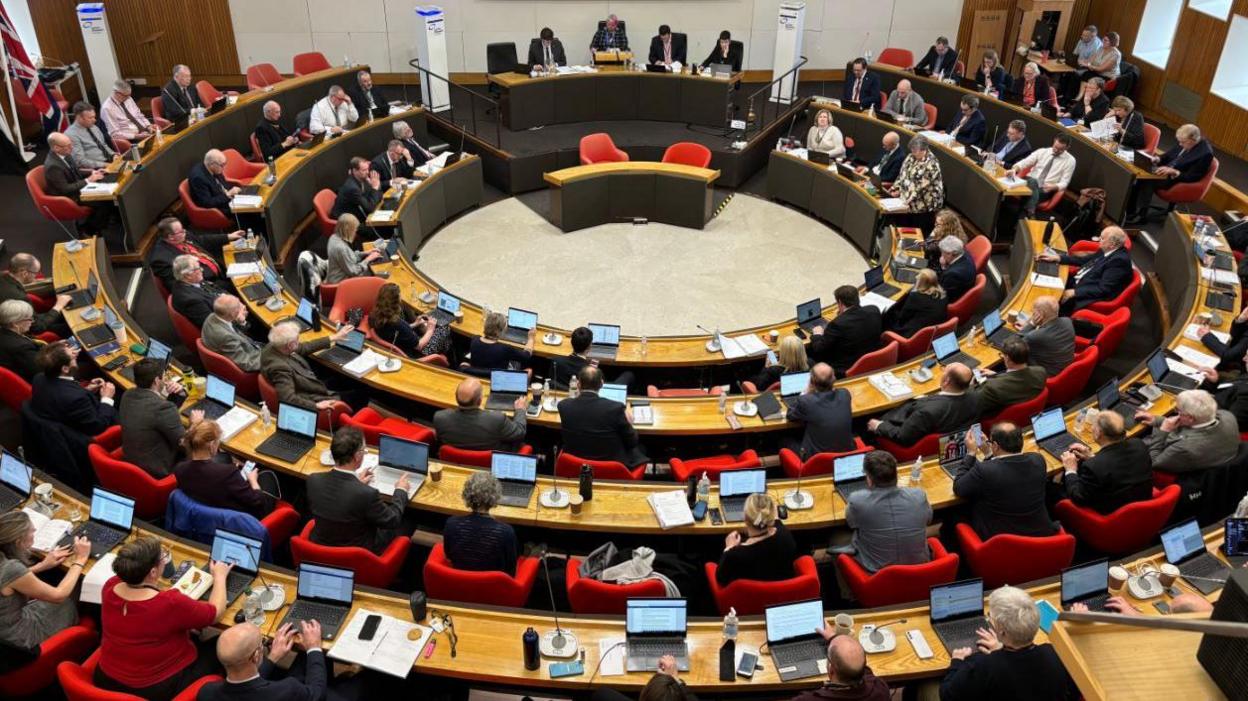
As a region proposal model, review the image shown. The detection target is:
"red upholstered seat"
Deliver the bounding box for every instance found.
[313,189,338,237]
[1054,485,1180,555]
[89,426,177,520]
[875,432,942,462]
[150,96,166,123]
[1157,157,1218,209]
[250,132,265,163]
[222,148,264,185]
[555,452,645,480]
[58,649,219,701]
[1142,123,1161,154]
[246,63,283,91]
[705,556,821,615]
[290,520,409,587]
[669,450,761,482]
[645,385,723,398]
[257,500,302,548]
[27,166,91,223]
[196,339,260,401]
[1072,307,1131,359]
[166,295,201,350]
[566,556,667,613]
[1083,269,1141,316]
[0,618,97,697]
[292,52,332,76]
[845,340,898,376]
[923,103,938,130]
[437,444,534,468]
[980,388,1048,434]
[947,274,986,326]
[0,366,33,413]
[178,179,232,230]
[257,375,349,431]
[740,379,779,394]
[661,142,712,168]
[1045,346,1099,408]
[837,538,960,607]
[956,523,1075,588]
[423,542,539,607]
[340,407,434,445]
[882,324,939,363]
[327,276,388,329]
[579,133,628,165]
[778,438,872,478]
[877,48,914,68]
[196,80,223,107]
[965,235,991,273]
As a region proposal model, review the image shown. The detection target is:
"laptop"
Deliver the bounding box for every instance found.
[0,450,32,513]
[278,297,316,333]
[64,270,99,310]
[1133,150,1158,171]
[708,62,733,78]
[807,149,833,165]
[278,562,355,640]
[765,599,828,682]
[1031,407,1078,459]
[242,267,281,302]
[491,451,538,507]
[430,292,461,325]
[599,382,628,405]
[625,599,690,672]
[484,370,528,411]
[587,323,621,361]
[502,307,538,344]
[929,579,990,655]
[317,330,366,366]
[718,469,766,522]
[374,434,429,496]
[181,375,236,420]
[255,403,318,463]
[1096,378,1142,429]
[981,309,1020,350]
[1223,517,1248,568]
[58,488,135,559]
[78,306,120,348]
[778,370,810,411]
[832,452,870,501]
[1161,518,1230,595]
[889,256,922,285]
[1146,349,1201,392]
[932,331,979,369]
[796,298,827,331]
[204,528,261,606]
[1061,559,1111,611]
[864,266,900,298]
[297,133,327,150]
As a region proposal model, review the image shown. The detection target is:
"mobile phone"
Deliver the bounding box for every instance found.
[777,504,788,520]
[1153,601,1171,615]
[240,461,257,479]
[692,501,708,521]
[736,651,758,678]
[765,350,778,365]
[793,328,807,340]
[549,660,585,678]
[525,401,541,417]
[359,613,382,640]
[709,507,723,525]
[921,356,938,369]
[969,424,985,449]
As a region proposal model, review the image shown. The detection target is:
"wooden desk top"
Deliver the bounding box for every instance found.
[1027,52,1078,74]
[365,154,481,228]
[489,66,739,89]
[543,161,721,187]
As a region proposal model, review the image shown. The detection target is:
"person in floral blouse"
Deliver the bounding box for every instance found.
[890,136,945,232]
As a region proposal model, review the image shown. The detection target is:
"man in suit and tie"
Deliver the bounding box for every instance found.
[1018,296,1075,377]
[260,320,359,413]
[204,620,360,701]
[30,342,117,438]
[434,377,528,452]
[808,286,883,377]
[1037,226,1132,314]
[348,70,388,121]
[648,25,687,68]
[1135,389,1239,474]
[160,64,203,122]
[557,366,647,467]
[370,140,421,192]
[845,451,933,573]
[65,102,116,169]
[202,295,263,373]
[857,131,906,184]
[528,27,568,70]
[867,363,979,447]
[392,121,434,166]
[913,37,960,79]
[590,14,629,52]
[1055,412,1152,514]
[784,363,856,459]
[148,216,238,291]
[952,422,1057,539]
[0,253,72,336]
[944,95,986,147]
[701,31,744,72]
[171,255,227,330]
[988,120,1033,169]
[188,149,239,219]
[43,132,112,236]
[973,337,1047,419]
[933,235,976,302]
[118,358,197,478]
[253,101,299,161]
[842,58,881,108]
[1126,124,1216,224]
[307,426,410,553]
[330,157,383,226]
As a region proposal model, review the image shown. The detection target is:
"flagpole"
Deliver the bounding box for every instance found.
[0,39,35,162]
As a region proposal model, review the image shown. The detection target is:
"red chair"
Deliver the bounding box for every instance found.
[58,650,219,701]
[931,316,958,338]
[196,79,223,107]
[1065,238,1132,272]
[566,556,667,613]
[705,556,821,615]
[980,388,1048,434]
[313,189,338,237]
[195,339,260,401]
[645,385,723,398]
[1082,269,1141,316]
[955,60,966,78]
[555,452,645,480]
[1045,346,1099,408]
[877,48,914,68]
[291,520,409,587]
[1018,165,1064,212]
[882,323,939,363]
[845,340,898,377]
[340,407,434,445]
[150,96,165,123]
[740,379,779,394]
[423,542,539,607]
[0,366,33,414]
[1141,123,1161,154]
[579,133,628,165]
[257,375,349,432]
[779,438,872,478]
[166,295,201,350]
[27,166,92,224]
[112,137,132,154]
[292,52,332,76]
[923,103,938,130]
[1072,307,1131,359]
[875,432,942,462]
[327,277,388,328]
[837,538,960,607]
[0,618,97,697]
[946,274,986,326]
[956,523,1075,588]
[437,444,535,468]
[661,142,712,168]
[965,235,991,273]
[222,148,265,184]
[669,450,761,482]
[246,63,283,91]
[1156,158,1218,212]
[89,426,177,520]
[1055,485,1181,556]
[178,179,232,230]
[318,282,338,309]
[250,132,265,163]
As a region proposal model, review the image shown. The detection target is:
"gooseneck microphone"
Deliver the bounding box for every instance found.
[43,206,85,252]
[536,546,578,658]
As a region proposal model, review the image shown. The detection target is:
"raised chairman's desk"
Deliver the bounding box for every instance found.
[543,162,719,232]
[489,68,738,130]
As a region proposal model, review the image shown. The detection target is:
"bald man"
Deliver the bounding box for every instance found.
[1055,410,1152,514]
[254,100,299,161]
[858,131,904,183]
[188,148,239,218]
[791,631,891,700]
[203,294,263,372]
[1018,296,1074,377]
[884,79,927,124]
[1037,226,1133,314]
[867,363,978,446]
[785,362,855,459]
[43,132,113,235]
[200,621,331,701]
[432,377,528,452]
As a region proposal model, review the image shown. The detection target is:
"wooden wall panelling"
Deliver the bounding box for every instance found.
[957,0,1016,65]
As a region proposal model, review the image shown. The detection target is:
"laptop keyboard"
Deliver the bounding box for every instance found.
[936,617,987,648]
[588,344,618,360]
[1040,433,1078,456]
[62,522,125,555]
[1067,593,1110,611]
[257,433,314,461]
[184,400,229,421]
[1181,554,1229,580]
[431,309,455,325]
[283,602,347,636]
[0,486,23,512]
[319,346,361,366]
[501,482,533,500]
[628,640,688,659]
[940,351,979,369]
[502,328,529,344]
[772,639,827,666]
[871,282,901,298]
[836,481,869,501]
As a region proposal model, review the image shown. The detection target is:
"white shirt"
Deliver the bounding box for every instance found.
[309,96,359,135]
[1014,147,1076,191]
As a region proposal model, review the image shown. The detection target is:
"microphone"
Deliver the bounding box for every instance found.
[44,206,85,252]
[866,618,907,645]
[696,324,722,352]
[541,469,566,507]
[242,539,280,607]
[782,112,800,148]
[785,467,812,510]
[536,547,578,658]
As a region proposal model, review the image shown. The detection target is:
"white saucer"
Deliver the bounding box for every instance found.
[418,291,436,304]
[705,340,721,353]
[319,449,334,466]
[264,297,285,312]
[1126,575,1165,600]
[377,357,402,373]
[542,397,560,412]
[257,584,286,612]
[732,401,758,417]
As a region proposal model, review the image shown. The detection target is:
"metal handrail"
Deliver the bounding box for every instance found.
[407,59,503,149]
[744,55,809,139]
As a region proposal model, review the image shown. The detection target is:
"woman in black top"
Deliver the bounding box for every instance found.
[974,50,1007,96]
[884,268,948,338]
[368,283,450,358]
[443,472,517,576]
[715,494,797,587]
[1108,96,1146,151]
[748,336,808,391]
[468,311,534,371]
[172,420,275,520]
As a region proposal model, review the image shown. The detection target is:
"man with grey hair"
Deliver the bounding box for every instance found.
[253,100,299,160]
[260,319,359,413]
[65,101,116,169]
[1056,410,1153,514]
[934,235,975,302]
[791,628,890,700]
[0,253,72,336]
[443,471,519,575]
[187,148,239,218]
[170,254,225,329]
[392,120,434,164]
[1037,226,1132,314]
[309,85,359,136]
[941,586,1078,699]
[307,425,410,553]
[1127,122,1215,224]
[0,299,41,380]
[590,13,629,51]
[884,79,927,124]
[100,79,154,141]
[370,139,421,192]
[348,69,387,120]
[202,294,263,372]
[160,64,202,122]
[42,132,113,237]
[1061,76,1108,126]
[1018,296,1074,377]
[1136,388,1240,473]
[433,377,527,452]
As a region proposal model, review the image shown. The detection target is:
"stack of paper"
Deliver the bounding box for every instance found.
[647,491,694,530]
[878,198,908,212]
[328,609,430,677]
[80,553,118,604]
[1031,272,1065,290]
[343,349,383,377]
[216,407,258,441]
[1166,357,1205,382]
[597,638,627,676]
[82,182,119,195]
[918,130,953,145]
[869,371,913,400]
[226,262,261,278]
[860,291,896,313]
[1202,268,1239,287]
[1184,324,1229,345]
[1172,345,1219,370]
[718,333,768,359]
[24,508,71,552]
[230,195,263,210]
[997,175,1024,187]
[370,211,396,223]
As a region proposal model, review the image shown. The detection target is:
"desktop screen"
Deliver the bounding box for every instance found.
[626,599,687,634]
[211,530,262,573]
[492,452,538,482]
[765,599,823,643]
[930,579,984,621]
[277,404,317,438]
[378,435,429,473]
[298,563,354,603]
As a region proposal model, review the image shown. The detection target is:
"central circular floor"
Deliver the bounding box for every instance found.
[416,194,868,336]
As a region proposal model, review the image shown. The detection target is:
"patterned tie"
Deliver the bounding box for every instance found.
[664,40,671,64]
[178,242,220,276]
[853,77,862,102]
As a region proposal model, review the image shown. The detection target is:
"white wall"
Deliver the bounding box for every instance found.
[229,0,963,75]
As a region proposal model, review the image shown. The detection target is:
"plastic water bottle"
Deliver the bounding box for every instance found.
[723,607,739,641]
[569,374,580,399]
[910,457,923,485]
[410,282,418,302]
[243,589,263,625]
[246,228,256,247]
[864,49,873,64]
[697,471,711,503]
[260,403,272,428]
[1074,407,1088,433]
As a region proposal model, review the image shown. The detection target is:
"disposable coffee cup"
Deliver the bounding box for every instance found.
[1158,563,1180,589]
[769,329,780,343]
[569,494,583,515]
[530,382,543,402]
[833,613,854,636]
[1108,566,1129,591]
[428,464,442,483]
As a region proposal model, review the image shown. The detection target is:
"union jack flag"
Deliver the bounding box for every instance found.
[0,1,67,136]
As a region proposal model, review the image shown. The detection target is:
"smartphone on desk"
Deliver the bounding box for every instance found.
[525,400,542,417]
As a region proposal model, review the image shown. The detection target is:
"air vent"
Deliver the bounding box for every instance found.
[1160,81,1203,122]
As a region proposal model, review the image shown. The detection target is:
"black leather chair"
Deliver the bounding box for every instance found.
[486,42,519,102]
[1167,442,1248,527]
[20,400,92,492]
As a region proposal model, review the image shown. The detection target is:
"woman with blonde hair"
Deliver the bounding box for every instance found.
[884,268,949,337]
[369,282,450,358]
[172,419,276,519]
[748,335,809,391]
[325,213,383,284]
[466,310,534,371]
[931,209,967,243]
[806,109,845,158]
[713,493,797,587]
[0,511,90,649]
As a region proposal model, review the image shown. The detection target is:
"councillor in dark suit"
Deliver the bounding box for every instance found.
[988,120,1033,169]
[203,621,336,701]
[260,321,359,413]
[528,28,567,69]
[701,31,743,72]
[43,133,112,236]
[549,326,636,391]
[370,140,418,192]
[952,423,1057,539]
[189,149,239,219]
[973,338,1047,419]
[933,235,976,303]
[809,286,883,376]
[347,70,388,120]
[1126,124,1216,225]
[170,255,226,330]
[0,300,41,381]
[858,130,906,183]
[648,25,687,67]
[30,342,117,437]
[159,65,203,122]
[433,378,527,452]
[557,366,647,467]
[914,37,959,79]
[883,269,948,338]
[590,14,629,51]
[1056,412,1152,514]
[1019,297,1075,377]
[0,253,72,336]
[843,58,880,107]
[308,427,409,554]
[253,100,299,161]
[944,95,986,147]
[867,364,978,447]
[118,358,192,479]
[784,363,855,459]
[148,216,236,291]
[330,157,382,225]
[1037,226,1132,314]
[174,420,276,520]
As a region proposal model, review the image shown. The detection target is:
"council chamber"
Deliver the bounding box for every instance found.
[2,1,1248,700]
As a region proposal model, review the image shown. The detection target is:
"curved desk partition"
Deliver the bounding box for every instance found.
[543,162,720,232]
[765,150,884,253]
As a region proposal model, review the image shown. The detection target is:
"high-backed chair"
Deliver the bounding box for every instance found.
[27,166,92,224]
[1155,158,1219,213]
[166,295,202,350]
[312,189,339,237]
[837,538,960,607]
[245,63,283,91]
[566,557,667,613]
[778,438,872,478]
[1054,485,1180,556]
[340,408,435,445]
[165,489,301,554]
[292,52,332,76]
[555,452,646,480]
[1045,346,1099,407]
[1072,307,1131,359]
[923,103,938,130]
[579,133,628,165]
[0,619,97,697]
[195,339,259,400]
[740,379,779,394]
[178,179,232,230]
[661,142,712,168]
[290,521,410,588]
[1141,123,1161,154]
[58,650,219,701]
[327,276,388,329]
[423,542,539,607]
[222,148,264,184]
[956,524,1075,588]
[845,341,898,376]
[0,366,33,414]
[196,79,223,107]
[437,444,536,468]
[1082,269,1141,316]
[882,323,939,363]
[946,274,986,326]
[874,432,943,462]
[669,450,761,482]
[89,426,177,520]
[485,42,519,100]
[877,48,914,68]
[150,96,166,123]
[965,235,991,272]
[705,556,821,615]
[980,388,1048,434]
[1018,164,1065,212]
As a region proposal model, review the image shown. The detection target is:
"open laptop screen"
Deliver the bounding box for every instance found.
[765,599,824,643]
[507,308,538,331]
[296,298,314,326]
[600,383,628,404]
[780,371,810,397]
[378,435,429,474]
[1030,407,1067,441]
[833,453,866,482]
[211,529,262,574]
[491,452,537,483]
[1146,350,1169,384]
[490,370,528,394]
[982,309,1003,336]
[719,469,765,498]
[277,403,317,439]
[932,332,958,360]
[1161,519,1205,563]
[795,299,822,324]
[90,488,135,530]
[205,375,236,406]
[1061,560,1108,604]
[1096,379,1120,410]
[626,599,686,635]
[1226,518,1248,556]
[930,579,983,622]
[589,323,620,346]
[436,292,460,314]
[297,563,354,604]
[0,451,31,495]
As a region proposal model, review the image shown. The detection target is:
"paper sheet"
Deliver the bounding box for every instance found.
[82,183,119,195]
[878,197,908,212]
[869,371,914,400]
[343,349,383,377]
[226,262,261,278]
[230,195,263,209]
[1166,357,1205,381]
[647,491,694,530]
[598,638,627,677]
[1202,268,1239,287]
[631,405,654,425]
[328,608,430,678]
[1030,272,1065,289]
[1172,345,1219,370]
[216,407,258,441]
[370,211,396,223]
[860,291,897,313]
[80,553,118,604]
[1184,324,1230,345]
